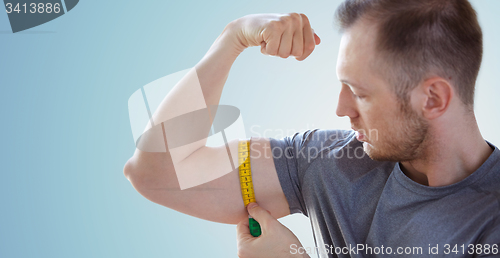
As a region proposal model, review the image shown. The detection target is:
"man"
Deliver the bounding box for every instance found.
[124,0,499,257]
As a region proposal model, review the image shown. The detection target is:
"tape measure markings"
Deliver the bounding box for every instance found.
[238,140,261,237]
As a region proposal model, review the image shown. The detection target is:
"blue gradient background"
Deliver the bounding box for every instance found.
[1,1,498,257]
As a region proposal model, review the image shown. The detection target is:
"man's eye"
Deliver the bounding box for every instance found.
[352,93,364,99]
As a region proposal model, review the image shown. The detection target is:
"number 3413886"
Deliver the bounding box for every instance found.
[5,3,62,14]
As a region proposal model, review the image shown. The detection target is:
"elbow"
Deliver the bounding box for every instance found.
[123,154,172,191]
[123,158,150,193]
[123,151,178,200]
[123,159,132,181]
[123,158,140,186]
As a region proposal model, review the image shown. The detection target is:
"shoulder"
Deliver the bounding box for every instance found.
[278,128,357,150]
[276,128,394,173]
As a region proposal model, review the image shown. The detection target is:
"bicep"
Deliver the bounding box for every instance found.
[128,137,290,225]
[249,137,290,219]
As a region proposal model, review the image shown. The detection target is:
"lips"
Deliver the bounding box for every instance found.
[352,128,367,142]
[355,131,365,141]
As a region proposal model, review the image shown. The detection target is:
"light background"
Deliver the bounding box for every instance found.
[1,0,498,257]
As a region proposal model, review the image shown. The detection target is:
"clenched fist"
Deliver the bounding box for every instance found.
[229,13,321,61]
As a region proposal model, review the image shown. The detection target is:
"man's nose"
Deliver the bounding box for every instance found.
[336,84,359,118]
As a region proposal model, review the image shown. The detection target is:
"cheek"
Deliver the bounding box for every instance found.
[358,104,378,126]
[359,103,396,135]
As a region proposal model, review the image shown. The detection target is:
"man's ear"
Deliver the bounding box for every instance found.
[418,77,453,120]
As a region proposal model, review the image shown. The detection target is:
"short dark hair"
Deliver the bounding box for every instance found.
[334,0,483,110]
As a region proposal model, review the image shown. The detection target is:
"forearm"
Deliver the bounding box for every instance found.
[195,20,246,108]
[135,20,246,162]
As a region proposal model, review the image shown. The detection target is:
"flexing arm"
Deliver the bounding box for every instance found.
[123,13,320,224]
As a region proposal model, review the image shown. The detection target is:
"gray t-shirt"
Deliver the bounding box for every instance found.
[269,129,500,257]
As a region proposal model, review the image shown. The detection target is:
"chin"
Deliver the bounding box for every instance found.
[363,143,378,159]
[363,142,380,160]
[363,141,375,154]
[364,142,400,162]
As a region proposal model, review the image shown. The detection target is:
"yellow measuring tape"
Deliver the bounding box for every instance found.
[238,140,261,237]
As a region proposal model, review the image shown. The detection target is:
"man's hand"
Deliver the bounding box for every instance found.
[236,202,310,258]
[230,13,321,61]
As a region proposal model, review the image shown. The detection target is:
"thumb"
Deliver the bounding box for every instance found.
[314,33,321,45]
[312,29,321,45]
[247,202,274,229]
[236,217,253,241]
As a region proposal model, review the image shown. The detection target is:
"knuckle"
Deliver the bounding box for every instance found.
[268,20,281,31]
[300,13,310,25]
[257,209,269,218]
[289,12,301,24]
[279,15,291,24]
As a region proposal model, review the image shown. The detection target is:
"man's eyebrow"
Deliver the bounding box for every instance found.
[340,80,365,90]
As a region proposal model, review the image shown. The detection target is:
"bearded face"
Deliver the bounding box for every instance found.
[361,101,430,162]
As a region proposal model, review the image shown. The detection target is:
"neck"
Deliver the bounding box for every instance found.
[400,114,493,187]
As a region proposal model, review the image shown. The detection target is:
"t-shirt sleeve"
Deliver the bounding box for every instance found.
[268,129,354,217]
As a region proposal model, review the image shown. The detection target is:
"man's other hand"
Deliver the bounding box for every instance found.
[236,202,310,258]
